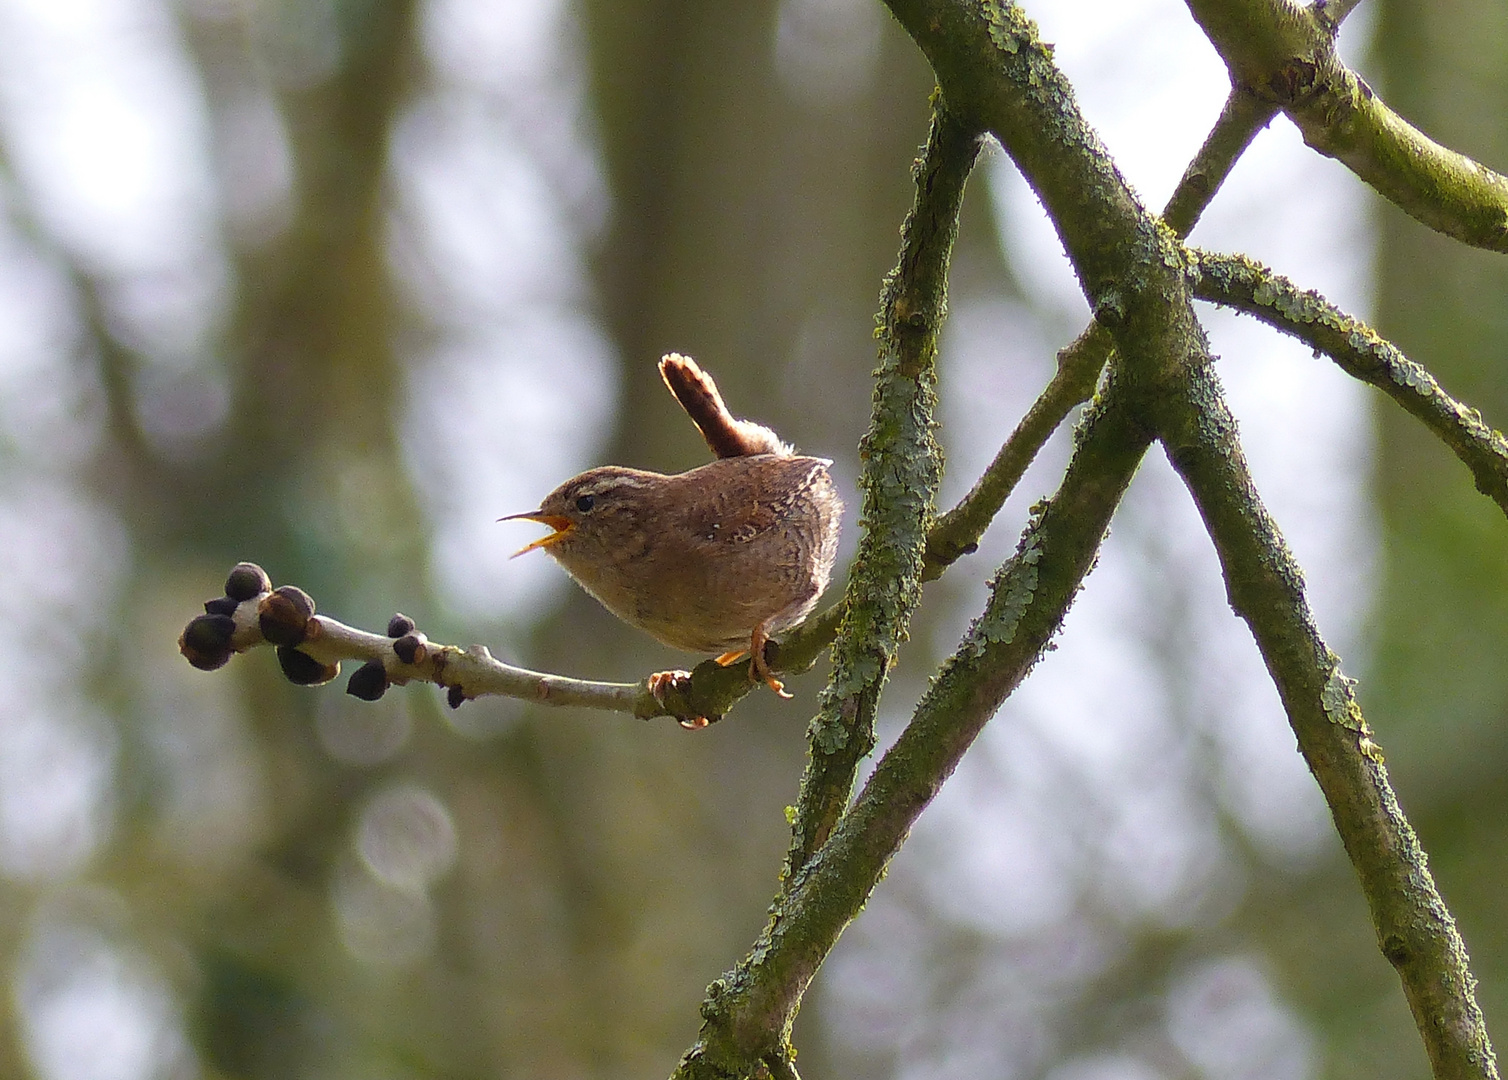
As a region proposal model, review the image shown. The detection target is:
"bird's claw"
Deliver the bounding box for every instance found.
[721,629,793,698]
[747,636,792,699]
[648,669,709,729]
[753,664,792,699]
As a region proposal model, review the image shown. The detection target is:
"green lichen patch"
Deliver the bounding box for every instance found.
[1320,664,1367,734]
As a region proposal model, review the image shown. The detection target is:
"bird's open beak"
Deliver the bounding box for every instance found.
[498,511,574,557]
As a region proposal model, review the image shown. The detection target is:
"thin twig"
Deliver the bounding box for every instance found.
[922,323,1108,577]
[1163,86,1277,237]
[190,591,659,714]
[179,572,778,724]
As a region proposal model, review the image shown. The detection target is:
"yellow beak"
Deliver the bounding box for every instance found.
[498,511,575,557]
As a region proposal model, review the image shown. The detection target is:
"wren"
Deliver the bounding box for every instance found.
[504,354,842,713]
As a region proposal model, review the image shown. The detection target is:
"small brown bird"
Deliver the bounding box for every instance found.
[504,354,842,713]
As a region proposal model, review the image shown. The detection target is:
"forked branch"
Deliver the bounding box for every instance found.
[1185,0,1508,251]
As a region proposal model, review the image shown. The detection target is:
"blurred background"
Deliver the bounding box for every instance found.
[0,0,1501,1077]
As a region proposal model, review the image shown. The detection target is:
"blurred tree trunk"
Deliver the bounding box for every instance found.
[145,2,430,1077]
[491,2,936,1074]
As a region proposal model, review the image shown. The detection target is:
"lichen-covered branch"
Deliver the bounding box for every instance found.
[178,562,791,725]
[1162,362,1500,1080]
[1185,0,1508,252]
[671,0,1503,1075]
[1192,250,1508,516]
[783,101,978,880]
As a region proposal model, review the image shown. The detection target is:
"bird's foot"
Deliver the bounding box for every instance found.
[714,646,789,697]
[648,669,708,729]
[748,625,792,699]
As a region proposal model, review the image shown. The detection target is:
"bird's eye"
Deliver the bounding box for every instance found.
[575,494,595,513]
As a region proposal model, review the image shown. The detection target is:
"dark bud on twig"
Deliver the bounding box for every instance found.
[203,596,240,617]
[259,585,315,646]
[225,562,272,602]
[346,660,390,701]
[277,645,337,686]
[446,684,466,709]
[180,614,236,671]
[392,633,427,666]
[387,613,416,638]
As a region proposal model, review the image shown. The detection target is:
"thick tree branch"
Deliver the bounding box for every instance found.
[672,1,1503,1075]
[1185,0,1508,252]
[1162,362,1500,1080]
[1192,250,1508,516]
